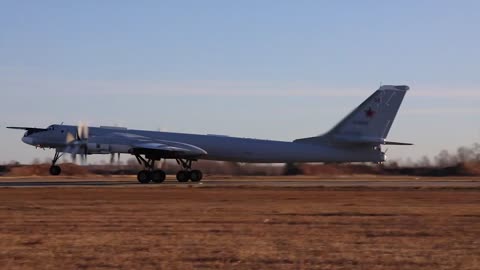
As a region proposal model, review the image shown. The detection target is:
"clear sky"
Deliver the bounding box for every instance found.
[1,1,479,164]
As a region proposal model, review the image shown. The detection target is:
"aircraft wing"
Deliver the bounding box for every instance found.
[7,126,47,131]
[132,142,191,152]
[384,140,413,146]
[91,132,208,158]
[130,141,208,158]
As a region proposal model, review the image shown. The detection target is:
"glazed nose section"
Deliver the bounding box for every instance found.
[22,136,35,145]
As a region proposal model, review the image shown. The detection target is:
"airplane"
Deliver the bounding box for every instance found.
[7,85,412,184]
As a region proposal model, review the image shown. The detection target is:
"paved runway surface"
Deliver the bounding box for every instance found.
[1,177,480,188]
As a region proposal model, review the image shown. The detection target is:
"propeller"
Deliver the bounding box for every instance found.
[65,122,89,164]
[110,153,121,164]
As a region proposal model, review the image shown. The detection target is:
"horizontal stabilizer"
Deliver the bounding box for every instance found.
[295,135,413,146]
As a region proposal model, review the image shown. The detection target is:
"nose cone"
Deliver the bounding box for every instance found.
[22,136,34,145]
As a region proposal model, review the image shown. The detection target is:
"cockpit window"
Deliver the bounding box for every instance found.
[25,130,41,136]
[24,128,49,137]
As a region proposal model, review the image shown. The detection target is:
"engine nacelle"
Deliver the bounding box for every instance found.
[85,143,131,154]
[86,143,111,154]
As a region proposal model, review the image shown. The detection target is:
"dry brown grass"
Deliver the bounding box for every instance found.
[6,163,89,177]
[0,187,479,269]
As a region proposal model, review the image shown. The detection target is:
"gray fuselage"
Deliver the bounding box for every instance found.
[22,125,385,163]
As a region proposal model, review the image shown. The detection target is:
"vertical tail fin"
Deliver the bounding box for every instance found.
[295,85,410,145]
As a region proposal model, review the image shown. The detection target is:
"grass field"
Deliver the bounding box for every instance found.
[0,186,479,269]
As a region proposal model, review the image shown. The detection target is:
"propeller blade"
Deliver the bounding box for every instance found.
[80,154,85,165]
[64,121,90,165]
[77,123,82,140]
[62,121,91,165]
[81,121,89,140]
[77,121,89,140]
[83,145,88,164]
[109,153,121,164]
[72,144,81,155]
[83,124,89,140]
[66,132,75,143]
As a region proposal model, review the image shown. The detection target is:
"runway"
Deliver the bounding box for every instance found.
[1,177,479,269]
[1,176,480,188]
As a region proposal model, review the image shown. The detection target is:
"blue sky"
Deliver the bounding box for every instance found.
[1,1,479,164]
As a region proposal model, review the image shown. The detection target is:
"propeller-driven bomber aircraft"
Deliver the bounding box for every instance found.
[8,85,411,184]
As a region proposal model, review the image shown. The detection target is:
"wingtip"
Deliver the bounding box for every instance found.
[384,141,414,146]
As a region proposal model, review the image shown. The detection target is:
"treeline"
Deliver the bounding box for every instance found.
[1,143,479,177]
[298,143,480,177]
[389,143,480,168]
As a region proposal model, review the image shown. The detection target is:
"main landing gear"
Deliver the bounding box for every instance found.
[176,159,203,183]
[49,151,63,176]
[47,150,204,184]
[135,155,166,184]
[134,156,203,184]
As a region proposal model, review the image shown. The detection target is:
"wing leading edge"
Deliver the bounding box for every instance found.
[94,132,208,159]
[130,141,207,159]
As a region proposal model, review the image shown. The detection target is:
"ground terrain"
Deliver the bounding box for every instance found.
[0,177,479,269]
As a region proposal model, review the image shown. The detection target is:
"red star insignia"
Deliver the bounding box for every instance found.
[365,107,376,118]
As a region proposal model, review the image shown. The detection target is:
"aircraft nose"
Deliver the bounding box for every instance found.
[22,136,34,145]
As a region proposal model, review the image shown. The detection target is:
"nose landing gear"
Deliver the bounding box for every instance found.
[49,151,63,176]
[49,165,61,176]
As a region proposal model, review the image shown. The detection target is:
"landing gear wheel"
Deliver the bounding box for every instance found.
[152,170,166,183]
[49,165,61,176]
[190,170,203,182]
[176,170,190,182]
[137,170,151,184]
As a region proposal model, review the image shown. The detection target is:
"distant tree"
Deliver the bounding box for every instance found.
[31,158,41,164]
[435,150,457,167]
[417,155,431,167]
[457,146,474,163]
[8,160,20,166]
[473,143,480,161]
[385,160,400,169]
[404,157,414,167]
